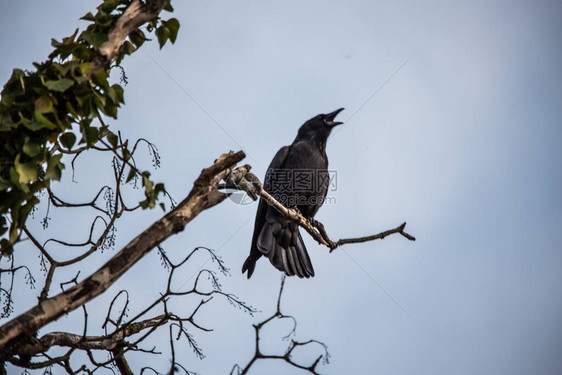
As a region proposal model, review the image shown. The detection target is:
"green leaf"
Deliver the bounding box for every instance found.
[126,168,136,183]
[95,12,113,28]
[106,86,118,104]
[53,62,71,76]
[129,30,146,48]
[75,89,91,108]
[122,148,131,162]
[4,69,25,94]
[60,132,77,150]
[62,28,79,44]
[107,132,118,148]
[23,121,45,131]
[92,91,106,108]
[9,167,21,189]
[139,199,150,209]
[35,96,54,114]
[66,101,79,118]
[14,155,37,184]
[45,78,74,92]
[141,172,152,187]
[81,12,96,22]
[82,126,99,146]
[155,26,171,49]
[165,18,180,43]
[20,197,40,226]
[103,100,117,118]
[81,29,109,49]
[79,62,94,76]
[50,34,79,59]
[0,115,13,131]
[0,177,10,191]
[23,142,41,157]
[122,40,136,55]
[0,239,13,256]
[9,225,19,244]
[111,84,124,104]
[46,153,64,180]
[154,183,165,194]
[72,44,91,60]
[34,111,56,129]
[92,70,109,89]
[99,0,119,13]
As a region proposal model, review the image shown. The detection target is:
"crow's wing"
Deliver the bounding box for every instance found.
[242,146,290,278]
[243,144,315,279]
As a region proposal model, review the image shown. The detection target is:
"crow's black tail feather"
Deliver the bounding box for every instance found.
[253,218,314,278]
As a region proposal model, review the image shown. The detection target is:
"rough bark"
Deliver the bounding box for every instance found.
[16,315,168,356]
[98,0,169,63]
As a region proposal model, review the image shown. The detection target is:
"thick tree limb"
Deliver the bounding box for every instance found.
[0,151,245,352]
[98,0,169,64]
[17,315,168,356]
[222,166,416,252]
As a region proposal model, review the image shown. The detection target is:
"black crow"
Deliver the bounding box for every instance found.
[242,108,344,278]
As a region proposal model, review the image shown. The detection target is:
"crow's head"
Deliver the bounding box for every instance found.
[295,108,345,146]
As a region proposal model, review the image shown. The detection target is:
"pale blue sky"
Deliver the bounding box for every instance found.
[1,1,561,374]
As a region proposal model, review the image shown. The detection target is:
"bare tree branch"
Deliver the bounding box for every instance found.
[112,345,133,375]
[221,165,416,252]
[17,315,169,356]
[0,150,245,351]
[232,276,330,375]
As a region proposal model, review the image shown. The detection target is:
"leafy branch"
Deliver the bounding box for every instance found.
[0,0,180,254]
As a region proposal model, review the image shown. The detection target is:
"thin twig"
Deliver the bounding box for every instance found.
[221,167,416,253]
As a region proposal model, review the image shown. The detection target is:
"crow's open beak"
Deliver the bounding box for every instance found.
[325,108,345,127]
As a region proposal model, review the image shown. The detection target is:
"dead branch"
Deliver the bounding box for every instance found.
[221,165,416,252]
[6,245,255,374]
[2,153,412,373]
[17,315,169,356]
[112,345,134,375]
[0,151,245,351]
[232,276,330,375]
